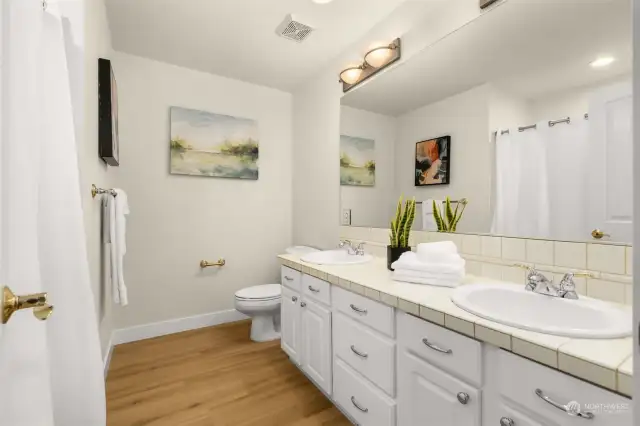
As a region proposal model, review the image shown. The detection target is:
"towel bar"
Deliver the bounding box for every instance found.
[91,184,117,198]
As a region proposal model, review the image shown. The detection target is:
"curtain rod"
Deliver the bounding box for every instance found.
[494,113,589,135]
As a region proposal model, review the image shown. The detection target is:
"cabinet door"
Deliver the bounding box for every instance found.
[300,297,332,395]
[492,400,551,426]
[281,286,301,364]
[398,349,481,426]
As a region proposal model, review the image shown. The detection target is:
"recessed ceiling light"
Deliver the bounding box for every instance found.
[590,57,615,68]
[312,0,334,3]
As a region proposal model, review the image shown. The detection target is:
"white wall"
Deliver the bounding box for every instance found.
[530,75,631,123]
[292,72,342,250]
[631,0,639,403]
[110,53,292,328]
[340,106,397,228]
[81,0,116,357]
[396,85,492,233]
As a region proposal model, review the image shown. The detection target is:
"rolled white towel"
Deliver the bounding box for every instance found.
[391,251,465,274]
[416,241,458,263]
[392,272,462,288]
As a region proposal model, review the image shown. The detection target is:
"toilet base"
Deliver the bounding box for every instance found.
[250,312,281,342]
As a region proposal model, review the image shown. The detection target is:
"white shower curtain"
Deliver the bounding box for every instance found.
[492,119,589,240]
[492,122,550,238]
[0,1,106,425]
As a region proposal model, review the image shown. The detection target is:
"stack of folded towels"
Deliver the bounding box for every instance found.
[390,241,465,287]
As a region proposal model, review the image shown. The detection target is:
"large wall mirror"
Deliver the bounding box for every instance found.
[339,0,631,244]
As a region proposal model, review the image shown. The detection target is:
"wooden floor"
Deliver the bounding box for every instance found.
[106,320,350,426]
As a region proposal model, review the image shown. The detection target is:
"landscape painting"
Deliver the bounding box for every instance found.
[340,135,375,186]
[170,106,259,180]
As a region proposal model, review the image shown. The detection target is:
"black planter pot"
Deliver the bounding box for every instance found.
[387,245,411,271]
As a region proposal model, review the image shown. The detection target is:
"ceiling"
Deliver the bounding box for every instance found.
[341,0,632,116]
[105,0,416,91]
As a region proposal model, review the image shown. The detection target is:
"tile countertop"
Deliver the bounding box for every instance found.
[278,253,634,397]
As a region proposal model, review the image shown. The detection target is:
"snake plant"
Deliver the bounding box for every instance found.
[432,197,468,232]
[389,196,416,248]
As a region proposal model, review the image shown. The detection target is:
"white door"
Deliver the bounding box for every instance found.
[587,81,633,243]
[0,1,106,424]
[398,349,481,426]
[300,297,332,395]
[281,286,301,364]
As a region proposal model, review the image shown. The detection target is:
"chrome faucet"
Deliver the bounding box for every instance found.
[523,267,580,299]
[339,240,365,256]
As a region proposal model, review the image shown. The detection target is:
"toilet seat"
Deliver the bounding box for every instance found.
[235,284,281,301]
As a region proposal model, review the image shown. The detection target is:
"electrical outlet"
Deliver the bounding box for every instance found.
[342,209,352,225]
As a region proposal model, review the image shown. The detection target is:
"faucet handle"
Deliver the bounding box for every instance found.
[339,239,351,249]
[559,273,576,291]
[355,242,365,256]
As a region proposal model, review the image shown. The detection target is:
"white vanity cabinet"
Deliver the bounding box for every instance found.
[280,268,333,396]
[279,267,631,426]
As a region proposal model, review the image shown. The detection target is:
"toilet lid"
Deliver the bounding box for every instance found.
[235,284,281,300]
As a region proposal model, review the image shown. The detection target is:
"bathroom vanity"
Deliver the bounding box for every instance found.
[279,256,632,426]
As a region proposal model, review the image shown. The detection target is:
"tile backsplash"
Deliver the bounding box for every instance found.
[339,226,633,305]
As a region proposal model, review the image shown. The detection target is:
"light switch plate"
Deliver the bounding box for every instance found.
[341,209,352,225]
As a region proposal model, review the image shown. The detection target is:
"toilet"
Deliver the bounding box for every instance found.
[234,284,281,342]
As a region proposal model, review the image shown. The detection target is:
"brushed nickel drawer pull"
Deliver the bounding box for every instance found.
[284,276,294,281]
[350,345,368,359]
[350,304,367,315]
[308,285,320,293]
[351,396,368,413]
[291,296,298,302]
[534,389,595,419]
[422,338,453,354]
[500,418,515,426]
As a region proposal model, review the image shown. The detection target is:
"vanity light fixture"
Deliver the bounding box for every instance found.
[339,65,365,85]
[339,38,401,93]
[364,39,401,68]
[590,56,615,68]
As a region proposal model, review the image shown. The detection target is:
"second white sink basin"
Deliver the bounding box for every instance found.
[300,249,373,265]
[451,283,631,338]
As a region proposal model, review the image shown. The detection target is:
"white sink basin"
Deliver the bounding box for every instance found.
[300,249,373,265]
[451,283,632,338]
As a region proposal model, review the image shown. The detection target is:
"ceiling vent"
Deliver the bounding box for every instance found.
[276,14,314,43]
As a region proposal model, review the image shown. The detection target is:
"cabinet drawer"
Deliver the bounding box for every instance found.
[334,313,395,396]
[302,274,331,305]
[281,266,301,291]
[398,349,481,426]
[495,350,631,426]
[333,286,395,337]
[397,311,482,387]
[334,358,396,426]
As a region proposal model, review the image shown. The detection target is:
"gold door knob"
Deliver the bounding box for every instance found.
[591,229,610,240]
[2,286,54,324]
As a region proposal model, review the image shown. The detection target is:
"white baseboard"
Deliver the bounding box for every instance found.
[111,309,248,346]
[103,337,114,379]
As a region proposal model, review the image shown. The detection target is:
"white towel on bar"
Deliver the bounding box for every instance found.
[421,199,442,231]
[108,189,130,306]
